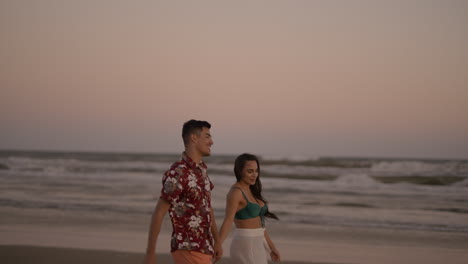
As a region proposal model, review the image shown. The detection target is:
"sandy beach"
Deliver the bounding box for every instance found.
[1,225,467,264]
[0,245,318,264]
[1,206,468,264]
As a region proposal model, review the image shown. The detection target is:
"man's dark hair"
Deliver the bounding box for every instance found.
[182,119,211,146]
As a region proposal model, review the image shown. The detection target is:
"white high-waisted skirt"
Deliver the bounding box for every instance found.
[230,228,270,264]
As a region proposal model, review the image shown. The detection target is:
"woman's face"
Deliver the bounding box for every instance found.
[240,160,259,186]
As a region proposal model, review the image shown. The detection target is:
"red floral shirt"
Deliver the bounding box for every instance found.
[160,153,215,255]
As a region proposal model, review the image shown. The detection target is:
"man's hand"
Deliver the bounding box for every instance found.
[212,242,223,263]
[143,252,156,264]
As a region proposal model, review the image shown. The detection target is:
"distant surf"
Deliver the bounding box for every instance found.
[1,150,467,233]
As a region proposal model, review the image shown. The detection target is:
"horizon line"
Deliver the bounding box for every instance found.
[0,148,467,162]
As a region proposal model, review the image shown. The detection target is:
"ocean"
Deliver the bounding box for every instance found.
[1,150,467,233]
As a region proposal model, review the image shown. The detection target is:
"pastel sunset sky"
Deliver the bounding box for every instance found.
[1,0,467,159]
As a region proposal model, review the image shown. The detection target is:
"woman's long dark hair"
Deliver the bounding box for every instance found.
[234,153,279,220]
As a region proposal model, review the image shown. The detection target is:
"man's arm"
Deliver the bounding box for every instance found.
[143,198,171,264]
[210,207,223,263]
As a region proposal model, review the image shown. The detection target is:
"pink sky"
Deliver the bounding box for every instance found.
[1,0,467,159]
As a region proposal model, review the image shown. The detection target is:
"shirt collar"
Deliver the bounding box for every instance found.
[182,152,206,169]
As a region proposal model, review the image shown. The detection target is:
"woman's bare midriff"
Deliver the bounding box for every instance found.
[234,217,263,229]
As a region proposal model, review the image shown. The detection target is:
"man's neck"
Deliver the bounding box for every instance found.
[185,149,202,165]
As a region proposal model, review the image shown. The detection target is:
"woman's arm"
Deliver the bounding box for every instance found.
[218,188,242,244]
[264,229,281,262]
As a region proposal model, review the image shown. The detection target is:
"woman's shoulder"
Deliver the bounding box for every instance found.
[227,184,244,199]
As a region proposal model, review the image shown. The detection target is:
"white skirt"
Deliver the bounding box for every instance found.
[229,228,270,264]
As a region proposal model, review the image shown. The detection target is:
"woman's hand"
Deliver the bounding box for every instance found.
[270,247,281,262]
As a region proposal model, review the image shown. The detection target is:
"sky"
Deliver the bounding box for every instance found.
[1,0,467,159]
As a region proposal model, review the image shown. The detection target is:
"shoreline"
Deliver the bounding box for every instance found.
[0,245,322,264]
[1,221,468,264]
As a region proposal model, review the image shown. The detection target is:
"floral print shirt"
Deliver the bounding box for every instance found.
[160,152,215,255]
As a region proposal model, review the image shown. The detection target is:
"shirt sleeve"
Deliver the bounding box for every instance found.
[160,167,186,204]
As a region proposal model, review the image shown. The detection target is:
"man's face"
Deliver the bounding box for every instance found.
[195,127,213,157]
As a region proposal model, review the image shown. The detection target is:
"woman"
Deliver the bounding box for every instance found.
[218,153,281,263]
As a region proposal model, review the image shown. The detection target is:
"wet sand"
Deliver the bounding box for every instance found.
[1,206,468,264]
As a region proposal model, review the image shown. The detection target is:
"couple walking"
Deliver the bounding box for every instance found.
[144,120,281,264]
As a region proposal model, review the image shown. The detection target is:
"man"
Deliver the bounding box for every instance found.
[144,120,222,264]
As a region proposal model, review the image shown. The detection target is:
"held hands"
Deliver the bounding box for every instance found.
[270,247,281,263]
[212,242,223,263]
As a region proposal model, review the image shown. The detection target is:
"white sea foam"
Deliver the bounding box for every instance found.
[370,160,468,177]
[261,154,319,162]
[1,151,467,233]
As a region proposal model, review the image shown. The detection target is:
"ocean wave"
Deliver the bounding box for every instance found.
[371,176,465,186]
[1,155,171,176]
[370,160,468,177]
[426,208,468,214]
[453,178,468,187]
[332,202,375,208]
[66,166,165,174]
[267,187,314,194]
[0,163,9,170]
[260,156,372,168]
[0,198,151,215]
[2,151,467,179]
[279,214,468,233]
[211,168,339,181]
[0,150,180,163]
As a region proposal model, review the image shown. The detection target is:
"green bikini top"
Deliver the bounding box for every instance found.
[233,187,268,227]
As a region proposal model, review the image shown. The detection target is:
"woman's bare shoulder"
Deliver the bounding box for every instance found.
[227,184,243,200]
